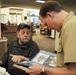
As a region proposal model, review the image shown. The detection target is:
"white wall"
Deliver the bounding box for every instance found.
[0,7,40,24]
[0,8,9,23]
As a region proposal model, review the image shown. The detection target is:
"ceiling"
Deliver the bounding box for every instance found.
[1,0,76,9]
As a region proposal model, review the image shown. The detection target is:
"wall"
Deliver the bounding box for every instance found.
[62,3,76,12]
[0,8,9,23]
[0,7,40,24]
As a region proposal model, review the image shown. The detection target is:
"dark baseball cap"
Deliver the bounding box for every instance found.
[17,23,30,31]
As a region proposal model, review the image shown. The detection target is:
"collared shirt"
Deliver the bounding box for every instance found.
[56,11,76,67]
[1,39,40,75]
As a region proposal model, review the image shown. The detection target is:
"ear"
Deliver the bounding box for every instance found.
[46,12,54,19]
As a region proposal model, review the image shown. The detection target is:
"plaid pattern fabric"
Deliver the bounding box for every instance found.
[1,39,40,75]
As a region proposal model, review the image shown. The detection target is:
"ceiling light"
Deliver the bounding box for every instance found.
[35,0,45,3]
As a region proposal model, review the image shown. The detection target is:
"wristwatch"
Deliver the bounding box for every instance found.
[41,66,46,75]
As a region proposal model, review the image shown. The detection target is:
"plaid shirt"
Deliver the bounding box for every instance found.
[1,39,40,75]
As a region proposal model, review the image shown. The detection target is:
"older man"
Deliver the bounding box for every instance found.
[0,23,40,75]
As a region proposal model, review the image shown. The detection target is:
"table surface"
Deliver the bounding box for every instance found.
[0,37,7,42]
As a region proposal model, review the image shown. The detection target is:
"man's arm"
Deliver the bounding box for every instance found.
[10,54,29,62]
[27,63,76,75]
[44,63,76,75]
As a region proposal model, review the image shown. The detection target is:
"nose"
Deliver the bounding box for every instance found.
[24,32,29,37]
[24,33,27,36]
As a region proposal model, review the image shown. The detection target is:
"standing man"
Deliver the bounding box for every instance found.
[0,23,40,75]
[27,1,76,75]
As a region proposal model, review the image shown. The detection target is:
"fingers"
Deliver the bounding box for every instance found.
[27,66,37,74]
[23,57,29,61]
[27,64,42,75]
[9,54,14,57]
[17,58,21,62]
[12,55,18,62]
[9,54,29,62]
[9,54,20,62]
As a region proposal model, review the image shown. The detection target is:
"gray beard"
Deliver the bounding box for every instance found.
[20,37,31,44]
[21,39,30,44]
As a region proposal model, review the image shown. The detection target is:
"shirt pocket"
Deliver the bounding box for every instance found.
[57,39,63,52]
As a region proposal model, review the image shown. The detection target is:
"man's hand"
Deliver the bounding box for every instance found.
[27,64,43,75]
[10,54,29,62]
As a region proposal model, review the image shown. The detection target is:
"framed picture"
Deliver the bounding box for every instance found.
[16,50,57,67]
[31,50,52,64]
